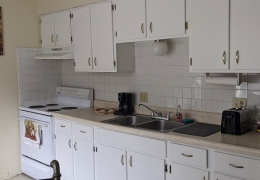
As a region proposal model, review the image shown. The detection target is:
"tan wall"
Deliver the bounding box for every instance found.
[0,0,39,178]
[38,0,103,15]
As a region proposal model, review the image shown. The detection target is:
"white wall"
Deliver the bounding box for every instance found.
[61,38,258,114]
[38,0,102,15]
[0,0,39,179]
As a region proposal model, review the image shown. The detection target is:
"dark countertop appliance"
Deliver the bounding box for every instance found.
[114,92,134,116]
[221,108,252,135]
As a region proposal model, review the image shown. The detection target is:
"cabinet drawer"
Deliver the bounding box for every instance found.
[214,173,243,180]
[167,143,207,168]
[55,119,72,134]
[73,123,93,141]
[214,152,260,180]
[95,128,166,158]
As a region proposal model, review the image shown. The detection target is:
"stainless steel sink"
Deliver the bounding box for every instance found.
[136,120,184,132]
[102,115,153,126]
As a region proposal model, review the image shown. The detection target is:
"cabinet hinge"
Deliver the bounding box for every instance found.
[164,164,168,172]
[185,22,188,30]
[112,4,116,11]
[114,60,116,67]
[190,58,192,66]
[70,13,73,18]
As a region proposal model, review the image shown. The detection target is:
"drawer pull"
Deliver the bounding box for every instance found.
[68,139,71,148]
[74,142,77,151]
[60,125,65,128]
[130,156,133,167]
[121,155,124,165]
[203,176,205,180]
[181,153,193,158]
[229,164,244,169]
[80,130,86,133]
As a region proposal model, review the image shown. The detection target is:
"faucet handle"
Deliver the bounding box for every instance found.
[151,112,162,117]
[167,112,175,120]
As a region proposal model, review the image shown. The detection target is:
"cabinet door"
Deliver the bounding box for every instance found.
[95,144,127,180]
[73,138,94,180]
[190,0,229,71]
[41,14,55,47]
[169,163,208,180]
[128,151,165,180]
[72,6,93,71]
[147,0,185,38]
[232,0,260,70]
[91,2,115,71]
[115,0,146,41]
[55,10,72,46]
[55,133,74,180]
[214,173,243,180]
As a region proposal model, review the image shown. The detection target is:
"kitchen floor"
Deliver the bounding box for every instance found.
[7,174,34,180]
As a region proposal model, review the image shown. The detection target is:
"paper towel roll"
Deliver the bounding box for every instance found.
[205,74,241,85]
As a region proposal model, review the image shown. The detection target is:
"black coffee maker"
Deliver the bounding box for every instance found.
[114,92,134,116]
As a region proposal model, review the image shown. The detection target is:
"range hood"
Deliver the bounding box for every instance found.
[35,47,74,60]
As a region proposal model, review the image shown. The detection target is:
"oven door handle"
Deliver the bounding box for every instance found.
[18,118,49,127]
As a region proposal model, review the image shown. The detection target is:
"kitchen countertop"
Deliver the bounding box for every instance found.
[53,107,260,158]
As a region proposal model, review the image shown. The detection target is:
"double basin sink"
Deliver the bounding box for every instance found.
[102,115,185,133]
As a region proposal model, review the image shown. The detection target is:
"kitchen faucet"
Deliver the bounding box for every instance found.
[138,104,174,121]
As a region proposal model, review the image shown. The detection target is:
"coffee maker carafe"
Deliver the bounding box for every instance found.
[114,92,134,116]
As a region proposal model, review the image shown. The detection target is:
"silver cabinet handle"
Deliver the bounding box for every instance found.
[236,50,239,64]
[223,51,226,64]
[203,177,206,180]
[121,155,124,165]
[141,23,144,34]
[74,142,77,151]
[94,57,97,66]
[60,125,65,128]
[229,164,244,169]
[130,156,133,167]
[88,58,91,66]
[68,139,71,148]
[181,153,193,158]
[51,35,54,42]
[150,22,153,33]
[56,35,58,43]
[80,130,86,133]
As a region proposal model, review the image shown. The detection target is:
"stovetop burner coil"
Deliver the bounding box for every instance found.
[61,107,78,110]
[46,104,58,106]
[47,109,61,112]
[29,105,45,109]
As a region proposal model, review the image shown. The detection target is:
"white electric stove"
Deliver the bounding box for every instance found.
[19,87,93,179]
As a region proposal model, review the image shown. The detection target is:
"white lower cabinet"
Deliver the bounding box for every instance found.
[55,133,74,180]
[95,144,127,180]
[74,138,94,180]
[214,173,243,180]
[127,151,165,180]
[169,163,208,180]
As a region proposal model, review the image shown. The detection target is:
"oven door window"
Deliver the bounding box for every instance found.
[20,118,51,165]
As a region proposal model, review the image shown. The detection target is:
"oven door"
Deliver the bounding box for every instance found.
[20,117,51,165]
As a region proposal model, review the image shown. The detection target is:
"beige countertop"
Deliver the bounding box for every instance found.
[53,107,260,158]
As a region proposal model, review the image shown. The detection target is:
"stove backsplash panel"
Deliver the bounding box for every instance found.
[17,48,62,107]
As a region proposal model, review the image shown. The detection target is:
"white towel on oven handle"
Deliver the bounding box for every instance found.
[23,121,41,149]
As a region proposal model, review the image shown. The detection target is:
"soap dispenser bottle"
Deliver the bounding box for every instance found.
[176,105,183,122]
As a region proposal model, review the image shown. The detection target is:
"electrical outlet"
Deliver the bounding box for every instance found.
[140,92,148,103]
[232,97,247,108]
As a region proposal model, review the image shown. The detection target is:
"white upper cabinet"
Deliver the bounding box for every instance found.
[41,10,72,48]
[189,0,229,71]
[41,14,55,47]
[147,0,185,38]
[114,0,186,43]
[231,0,260,71]
[115,0,146,41]
[91,1,115,71]
[72,6,93,71]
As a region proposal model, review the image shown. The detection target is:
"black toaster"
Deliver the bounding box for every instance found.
[221,108,252,135]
